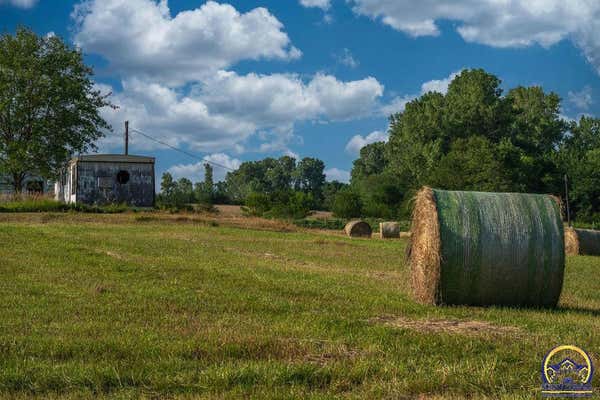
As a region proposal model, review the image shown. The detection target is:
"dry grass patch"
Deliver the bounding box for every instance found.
[370,315,522,337]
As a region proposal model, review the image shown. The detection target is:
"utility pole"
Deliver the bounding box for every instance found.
[124,121,129,155]
[564,174,571,227]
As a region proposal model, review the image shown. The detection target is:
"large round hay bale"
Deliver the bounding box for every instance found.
[564,227,600,256]
[380,222,401,239]
[344,220,372,238]
[409,187,565,307]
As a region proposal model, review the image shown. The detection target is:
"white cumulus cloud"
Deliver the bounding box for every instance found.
[0,0,36,8]
[568,86,593,111]
[97,71,384,154]
[420,70,461,94]
[202,70,383,125]
[336,48,359,68]
[379,95,413,117]
[325,168,350,183]
[75,1,384,156]
[167,153,241,182]
[345,130,388,155]
[73,0,301,85]
[380,70,461,116]
[299,0,331,10]
[349,1,600,75]
[95,79,255,153]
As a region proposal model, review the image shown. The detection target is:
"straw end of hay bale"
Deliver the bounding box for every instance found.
[379,221,401,239]
[408,187,442,305]
[344,220,372,238]
[564,226,580,256]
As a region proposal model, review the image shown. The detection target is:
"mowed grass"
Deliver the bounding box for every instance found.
[0,214,599,399]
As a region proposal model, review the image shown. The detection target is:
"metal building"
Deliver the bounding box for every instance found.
[55,154,155,207]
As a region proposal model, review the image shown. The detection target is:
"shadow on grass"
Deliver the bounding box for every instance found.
[556,305,600,317]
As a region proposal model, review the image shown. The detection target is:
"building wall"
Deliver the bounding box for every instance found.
[75,161,155,207]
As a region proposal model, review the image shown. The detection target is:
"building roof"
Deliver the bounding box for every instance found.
[71,154,155,164]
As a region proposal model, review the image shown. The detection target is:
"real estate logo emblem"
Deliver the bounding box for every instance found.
[542,345,594,397]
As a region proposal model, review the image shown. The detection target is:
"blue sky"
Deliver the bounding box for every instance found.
[2,0,599,183]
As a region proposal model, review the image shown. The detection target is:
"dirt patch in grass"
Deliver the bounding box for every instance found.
[92,284,115,295]
[308,210,334,219]
[304,346,361,366]
[371,315,522,337]
[214,204,244,217]
[311,238,354,247]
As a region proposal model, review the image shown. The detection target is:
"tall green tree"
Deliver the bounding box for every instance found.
[430,136,511,192]
[266,156,296,191]
[559,116,600,221]
[322,180,347,211]
[332,189,362,218]
[294,157,325,206]
[0,28,112,192]
[443,69,512,144]
[176,178,194,204]
[349,68,575,219]
[350,142,387,183]
[504,86,566,193]
[204,163,214,192]
[160,172,176,198]
[195,163,214,204]
[385,91,445,187]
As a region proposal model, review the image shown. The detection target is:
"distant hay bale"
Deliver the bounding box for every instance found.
[564,227,600,256]
[409,187,565,307]
[344,220,372,238]
[564,227,580,256]
[379,222,401,239]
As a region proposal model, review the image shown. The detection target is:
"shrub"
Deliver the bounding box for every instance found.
[332,190,362,218]
[243,192,272,216]
[265,191,313,220]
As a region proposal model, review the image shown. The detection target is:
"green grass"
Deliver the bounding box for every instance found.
[0,214,599,399]
[0,198,132,213]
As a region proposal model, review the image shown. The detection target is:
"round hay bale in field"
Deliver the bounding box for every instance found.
[564,227,580,256]
[409,187,565,307]
[380,222,401,239]
[344,220,372,238]
[564,227,600,256]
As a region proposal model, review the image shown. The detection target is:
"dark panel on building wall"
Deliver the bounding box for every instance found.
[76,161,155,206]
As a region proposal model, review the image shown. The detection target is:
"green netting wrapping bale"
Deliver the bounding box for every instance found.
[409,187,565,307]
[380,222,401,239]
[344,220,372,238]
[565,227,600,256]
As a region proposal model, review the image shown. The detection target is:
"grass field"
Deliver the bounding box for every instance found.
[0,213,599,399]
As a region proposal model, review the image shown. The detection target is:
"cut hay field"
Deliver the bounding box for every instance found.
[0,213,599,399]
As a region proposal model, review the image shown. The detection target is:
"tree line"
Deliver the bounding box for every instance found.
[158,157,348,218]
[347,69,600,222]
[160,69,600,223]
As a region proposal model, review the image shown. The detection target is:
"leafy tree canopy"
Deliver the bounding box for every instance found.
[349,68,591,220]
[0,28,112,191]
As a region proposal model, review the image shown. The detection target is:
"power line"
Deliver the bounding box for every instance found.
[129,127,235,172]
